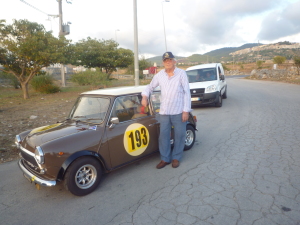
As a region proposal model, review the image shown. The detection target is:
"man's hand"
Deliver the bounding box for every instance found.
[182,111,189,122]
[141,96,148,107]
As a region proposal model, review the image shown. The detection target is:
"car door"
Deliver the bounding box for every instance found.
[217,65,226,95]
[105,94,160,169]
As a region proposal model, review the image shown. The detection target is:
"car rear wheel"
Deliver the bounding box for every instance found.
[64,157,102,196]
[184,125,195,151]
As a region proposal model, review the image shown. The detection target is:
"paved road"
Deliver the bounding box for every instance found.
[1,78,300,225]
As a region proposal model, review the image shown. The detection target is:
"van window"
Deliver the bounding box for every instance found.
[186,68,217,83]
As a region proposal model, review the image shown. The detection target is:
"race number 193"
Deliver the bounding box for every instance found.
[124,123,150,156]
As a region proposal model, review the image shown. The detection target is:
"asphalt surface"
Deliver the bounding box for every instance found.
[1,78,300,225]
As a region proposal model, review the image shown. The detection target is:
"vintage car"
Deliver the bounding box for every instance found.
[15,86,197,196]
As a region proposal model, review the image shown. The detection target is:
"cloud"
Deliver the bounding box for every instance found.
[258,1,300,41]
[2,0,299,57]
[170,0,285,48]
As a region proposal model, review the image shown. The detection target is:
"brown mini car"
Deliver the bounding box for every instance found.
[15,86,197,196]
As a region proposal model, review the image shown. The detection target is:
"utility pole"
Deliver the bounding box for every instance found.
[58,0,71,87]
[58,0,66,87]
[133,0,139,86]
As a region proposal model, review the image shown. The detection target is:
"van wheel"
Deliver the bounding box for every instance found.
[184,125,195,151]
[215,94,222,107]
[64,157,102,196]
[223,88,227,99]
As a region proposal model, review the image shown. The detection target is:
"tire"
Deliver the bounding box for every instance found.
[215,93,222,107]
[64,157,102,196]
[222,87,227,99]
[184,124,195,151]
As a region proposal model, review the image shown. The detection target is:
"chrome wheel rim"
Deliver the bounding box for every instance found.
[75,164,97,189]
[185,129,194,146]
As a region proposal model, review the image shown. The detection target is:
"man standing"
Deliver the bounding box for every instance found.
[141,52,191,169]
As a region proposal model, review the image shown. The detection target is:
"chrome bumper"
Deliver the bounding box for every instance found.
[18,159,56,187]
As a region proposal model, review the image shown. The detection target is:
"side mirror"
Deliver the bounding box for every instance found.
[109,117,119,129]
[220,75,225,80]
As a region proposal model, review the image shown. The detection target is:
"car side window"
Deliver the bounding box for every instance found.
[112,95,149,122]
[218,67,223,79]
[150,92,161,114]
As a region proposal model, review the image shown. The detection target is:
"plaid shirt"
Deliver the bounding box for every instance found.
[142,67,191,115]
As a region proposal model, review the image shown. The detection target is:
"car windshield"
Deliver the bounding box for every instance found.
[69,96,110,124]
[186,68,217,83]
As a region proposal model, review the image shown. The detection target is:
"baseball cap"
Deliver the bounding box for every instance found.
[162,52,175,60]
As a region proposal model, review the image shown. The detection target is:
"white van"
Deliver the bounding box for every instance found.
[186,63,227,107]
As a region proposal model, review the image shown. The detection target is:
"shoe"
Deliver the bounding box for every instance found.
[156,160,170,169]
[172,159,180,168]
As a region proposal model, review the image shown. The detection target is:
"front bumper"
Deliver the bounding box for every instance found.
[191,91,219,105]
[18,159,56,187]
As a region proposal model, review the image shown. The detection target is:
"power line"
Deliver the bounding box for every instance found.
[20,0,48,15]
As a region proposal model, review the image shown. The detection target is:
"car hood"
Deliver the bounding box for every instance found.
[24,121,98,149]
[190,81,217,89]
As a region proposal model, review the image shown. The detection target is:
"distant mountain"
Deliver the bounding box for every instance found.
[146,43,263,65]
[146,42,300,65]
[146,55,186,66]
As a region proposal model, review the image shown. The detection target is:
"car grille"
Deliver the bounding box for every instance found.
[19,146,38,167]
[22,159,43,174]
[190,88,205,94]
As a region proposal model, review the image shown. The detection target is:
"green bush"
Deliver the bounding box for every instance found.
[222,64,229,71]
[31,75,60,94]
[71,69,111,87]
[0,71,20,89]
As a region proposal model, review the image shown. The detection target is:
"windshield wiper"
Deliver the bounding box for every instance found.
[73,116,86,118]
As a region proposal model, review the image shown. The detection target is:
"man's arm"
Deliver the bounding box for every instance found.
[141,95,148,107]
[182,71,191,112]
[141,74,159,107]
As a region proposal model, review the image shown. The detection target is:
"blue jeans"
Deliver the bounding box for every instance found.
[159,114,186,162]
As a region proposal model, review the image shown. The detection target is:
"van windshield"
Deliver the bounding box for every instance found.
[186,68,217,83]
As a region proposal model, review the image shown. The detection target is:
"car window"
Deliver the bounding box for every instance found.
[112,95,150,122]
[150,91,161,114]
[69,97,110,124]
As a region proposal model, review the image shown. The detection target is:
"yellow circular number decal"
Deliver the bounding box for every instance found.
[123,123,150,156]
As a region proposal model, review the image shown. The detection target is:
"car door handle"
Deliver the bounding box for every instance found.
[149,122,159,126]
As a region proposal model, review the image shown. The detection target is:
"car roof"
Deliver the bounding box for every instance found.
[81,85,160,96]
[186,63,219,71]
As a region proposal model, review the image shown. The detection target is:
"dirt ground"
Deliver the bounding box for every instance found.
[0,85,92,164]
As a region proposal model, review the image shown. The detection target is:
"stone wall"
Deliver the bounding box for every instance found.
[249,68,298,79]
[225,70,244,75]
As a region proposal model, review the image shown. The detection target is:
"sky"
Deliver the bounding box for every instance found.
[1,0,300,58]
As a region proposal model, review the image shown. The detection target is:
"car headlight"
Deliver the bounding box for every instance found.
[206,84,217,93]
[15,135,21,147]
[35,146,45,164]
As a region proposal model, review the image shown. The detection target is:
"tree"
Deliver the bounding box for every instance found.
[0,19,70,99]
[273,56,286,65]
[0,19,5,28]
[256,60,263,69]
[293,56,300,75]
[72,37,133,79]
[127,56,152,79]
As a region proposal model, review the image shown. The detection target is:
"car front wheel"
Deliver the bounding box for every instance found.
[184,125,195,151]
[215,93,222,107]
[64,157,102,196]
[222,88,227,99]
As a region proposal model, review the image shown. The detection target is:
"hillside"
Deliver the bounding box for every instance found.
[147,42,300,65]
